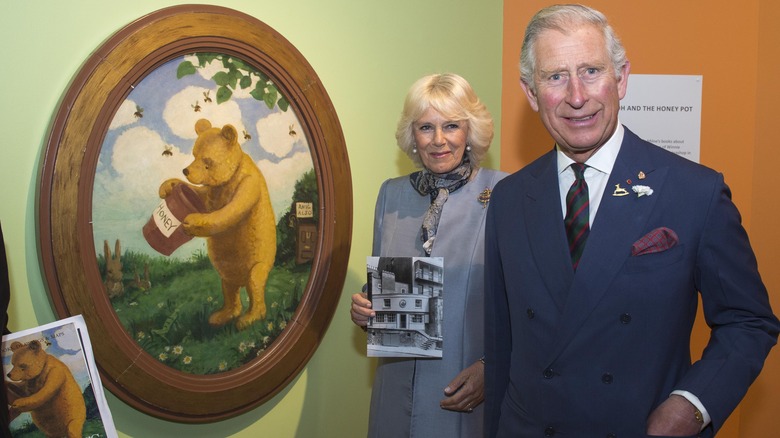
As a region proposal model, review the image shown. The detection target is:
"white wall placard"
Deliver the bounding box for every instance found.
[620,74,703,163]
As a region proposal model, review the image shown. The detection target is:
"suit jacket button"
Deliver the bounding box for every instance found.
[602,373,613,384]
[543,368,554,379]
[620,313,632,324]
[527,308,535,319]
[544,426,555,436]
[606,434,617,438]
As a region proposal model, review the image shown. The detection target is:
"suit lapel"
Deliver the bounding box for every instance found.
[546,129,670,363]
[524,151,573,311]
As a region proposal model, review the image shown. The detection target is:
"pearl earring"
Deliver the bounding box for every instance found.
[466,144,472,152]
[412,147,418,154]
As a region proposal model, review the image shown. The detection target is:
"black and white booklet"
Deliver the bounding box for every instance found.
[365,256,444,358]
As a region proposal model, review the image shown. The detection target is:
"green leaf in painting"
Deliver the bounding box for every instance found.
[227,68,242,89]
[250,83,266,101]
[212,71,230,87]
[176,61,197,79]
[232,58,249,71]
[216,86,232,104]
[239,75,252,90]
[263,88,278,109]
[197,53,219,67]
[278,97,289,112]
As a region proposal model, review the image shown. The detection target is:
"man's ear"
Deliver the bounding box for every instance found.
[519,79,540,112]
[617,60,631,100]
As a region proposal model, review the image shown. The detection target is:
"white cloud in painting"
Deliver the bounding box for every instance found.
[109,99,141,130]
[93,126,190,228]
[162,86,246,141]
[257,151,313,221]
[110,126,191,199]
[256,110,301,158]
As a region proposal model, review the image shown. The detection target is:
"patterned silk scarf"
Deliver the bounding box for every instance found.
[410,158,472,255]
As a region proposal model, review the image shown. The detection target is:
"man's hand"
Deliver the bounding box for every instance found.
[647,394,702,436]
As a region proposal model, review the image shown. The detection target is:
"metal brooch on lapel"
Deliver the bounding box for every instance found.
[632,185,653,197]
[612,184,629,196]
[632,170,652,197]
[615,170,653,197]
[478,188,492,208]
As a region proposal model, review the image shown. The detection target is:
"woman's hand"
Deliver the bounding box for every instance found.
[440,359,484,413]
[350,292,374,328]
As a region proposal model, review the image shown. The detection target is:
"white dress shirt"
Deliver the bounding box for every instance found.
[557,124,623,224]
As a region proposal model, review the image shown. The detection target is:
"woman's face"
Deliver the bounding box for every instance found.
[412,107,469,174]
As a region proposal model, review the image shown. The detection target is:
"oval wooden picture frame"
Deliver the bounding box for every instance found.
[37,4,351,423]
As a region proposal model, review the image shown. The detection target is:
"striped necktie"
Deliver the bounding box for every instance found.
[564,163,589,269]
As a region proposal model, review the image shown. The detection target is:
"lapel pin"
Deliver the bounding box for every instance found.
[638,171,646,180]
[632,185,654,197]
[613,184,629,197]
[478,188,492,208]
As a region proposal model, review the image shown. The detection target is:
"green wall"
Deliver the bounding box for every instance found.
[0,1,502,436]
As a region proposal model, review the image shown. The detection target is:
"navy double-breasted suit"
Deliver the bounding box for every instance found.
[484,127,779,437]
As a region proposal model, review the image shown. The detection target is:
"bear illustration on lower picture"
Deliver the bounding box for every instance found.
[6,340,86,438]
[158,118,277,330]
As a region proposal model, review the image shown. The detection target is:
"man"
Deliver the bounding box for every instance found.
[484,4,779,437]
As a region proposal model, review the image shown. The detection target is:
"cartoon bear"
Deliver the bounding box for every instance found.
[159,119,277,330]
[6,340,86,438]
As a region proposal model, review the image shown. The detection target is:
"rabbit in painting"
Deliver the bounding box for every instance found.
[131,263,152,291]
[103,239,124,298]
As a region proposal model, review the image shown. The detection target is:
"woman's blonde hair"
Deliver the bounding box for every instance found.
[395,73,493,170]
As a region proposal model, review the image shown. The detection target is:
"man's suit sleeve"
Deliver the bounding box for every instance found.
[484,184,511,437]
[677,173,779,430]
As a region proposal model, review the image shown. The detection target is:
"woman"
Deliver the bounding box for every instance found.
[351,73,506,437]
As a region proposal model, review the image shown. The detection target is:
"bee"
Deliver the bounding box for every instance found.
[203,90,212,103]
[243,130,251,140]
[134,105,144,118]
[192,101,201,112]
[288,124,297,137]
[162,145,173,157]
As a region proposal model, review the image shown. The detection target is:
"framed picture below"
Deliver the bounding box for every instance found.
[37,4,352,423]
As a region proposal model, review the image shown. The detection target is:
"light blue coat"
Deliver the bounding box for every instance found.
[367,168,506,438]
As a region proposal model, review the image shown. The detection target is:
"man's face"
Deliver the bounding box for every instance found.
[521,24,629,162]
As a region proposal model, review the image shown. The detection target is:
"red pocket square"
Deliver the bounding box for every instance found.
[631,227,679,256]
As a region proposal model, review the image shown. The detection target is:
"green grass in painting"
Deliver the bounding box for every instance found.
[107,250,310,374]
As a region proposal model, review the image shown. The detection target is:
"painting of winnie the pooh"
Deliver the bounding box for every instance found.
[6,340,86,438]
[159,118,277,330]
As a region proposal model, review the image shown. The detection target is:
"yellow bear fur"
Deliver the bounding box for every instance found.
[159,119,277,330]
[6,340,86,438]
